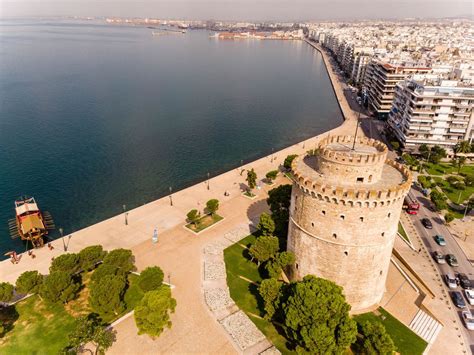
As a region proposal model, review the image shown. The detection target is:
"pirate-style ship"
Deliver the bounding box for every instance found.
[8,197,55,248]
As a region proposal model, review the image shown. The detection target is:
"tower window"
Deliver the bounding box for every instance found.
[322,210,326,216]
[380,270,383,276]
[387,213,391,218]
[340,215,345,220]
[368,175,373,182]
[333,233,337,239]
[360,217,364,222]
[311,222,314,227]
[296,263,299,270]
[381,232,385,237]
[356,177,364,183]
[344,251,348,256]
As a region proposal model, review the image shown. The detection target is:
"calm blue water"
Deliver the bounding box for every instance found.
[0,19,342,255]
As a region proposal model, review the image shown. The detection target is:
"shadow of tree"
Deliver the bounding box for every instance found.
[0,304,19,338]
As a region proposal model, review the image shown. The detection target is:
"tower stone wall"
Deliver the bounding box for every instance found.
[287,135,412,313]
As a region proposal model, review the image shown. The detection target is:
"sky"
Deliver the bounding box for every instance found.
[1,0,472,20]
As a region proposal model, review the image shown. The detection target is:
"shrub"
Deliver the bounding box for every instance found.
[265,170,278,182]
[186,209,200,226]
[390,141,400,151]
[205,199,219,215]
[138,266,164,292]
[283,154,298,170]
[15,271,43,295]
[417,175,432,189]
[444,213,455,224]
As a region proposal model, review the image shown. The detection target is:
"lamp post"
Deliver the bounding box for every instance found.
[207,172,210,190]
[169,186,173,206]
[123,204,128,225]
[59,227,66,251]
[167,272,171,287]
[240,160,244,175]
[271,148,274,162]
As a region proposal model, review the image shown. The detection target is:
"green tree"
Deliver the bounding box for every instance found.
[444,213,455,225]
[0,282,14,303]
[40,271,80,304]
[453,156,467,174]
[454,140,471,155]
[249,235,279,265]
[465,175,474,187]
[78,245,107,272]
[258,278,282,320]
[102,248,135,273]
[138,266,164,292]
[429,146,447,164]
[282,275,357,354]
[15,270,43,295]
[267,184,292,240]
[91,264,121,283]
[134,286,177,338]
[49,253,81,274]
[89,274,127,318]
[265,251,295,279]
[430,190,448,211]
[390,141,400,151]
[66,314,116,355]
[359,321,396,355]
[257,213,276,236]
[205,199,219,215]
[186,209,200,226]
[246,168,257,190]
[265,170,278,182]
[283,154,298,170]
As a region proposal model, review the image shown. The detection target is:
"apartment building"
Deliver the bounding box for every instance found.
[388,78,474,151]
[365,61,431,119]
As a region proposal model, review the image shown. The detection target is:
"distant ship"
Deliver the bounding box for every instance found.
[152,29,187,36]
[8,196,55,248]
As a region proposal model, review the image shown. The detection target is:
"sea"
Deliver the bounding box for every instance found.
[0,19,342,255]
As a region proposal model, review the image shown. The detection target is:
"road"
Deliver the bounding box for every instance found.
[408,186,474,350]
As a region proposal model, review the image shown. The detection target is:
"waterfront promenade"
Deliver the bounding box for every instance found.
[0,41,358,353]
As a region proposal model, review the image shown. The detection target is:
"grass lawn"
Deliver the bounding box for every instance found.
[185,213,223,233]
[354,308,427,355]
[0,272,144,353]
[425,162,474,176]
[433,177,474,204]
[0,295,76,354]
[224,234,294,354]
[398,222,410,242]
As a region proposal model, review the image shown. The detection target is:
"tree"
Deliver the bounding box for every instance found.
[89,274,127,318]
[257,213,276,236]
[49,253,81,274]
[267,184,292,240]
[205,199,219,215]
[40,271,80,304]
[258,278,282,320]
[66,314,116,355]
[454,140,471,155]
[0,282,14,303]
[91,263,121,283]
[138,266,164,292]
[453,156,467,174]
[282,275,357,354]
[429,145,447,164]
[419,143,430,159]
[15,270,43,295]
[390,141,400,151]
[444,213,455,225]
[78,245,107,272]
[430,190,448,211]
[186,209,200,226]
[358,321,396,355]
[134,286,176,338]
[102,248,135,273]
[246,168,257,190]
[283,154,298,170]
[265,251,295,279]
[265,170,278,182]
[249,235,279,265]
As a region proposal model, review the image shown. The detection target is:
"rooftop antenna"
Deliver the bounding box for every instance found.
[351,110,361,151]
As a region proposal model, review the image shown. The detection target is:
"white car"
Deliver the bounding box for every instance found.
[462,311,474,330]
[445,273,457,289]
[465,289,474,306]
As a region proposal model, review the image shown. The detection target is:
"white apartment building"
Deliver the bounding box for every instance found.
[388,78,474,151]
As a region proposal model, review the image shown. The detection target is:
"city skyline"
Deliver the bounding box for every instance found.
[1,0,472,20]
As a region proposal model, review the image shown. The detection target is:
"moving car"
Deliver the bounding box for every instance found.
[446,254,459,267]
[464,289,474,306]
[452,291,467,308]
[434,235,446,246]
[421,218,433,229]
[445,273,458,289]
[462,311,474,330]
[433,251,445,264]
[457,273,471,289]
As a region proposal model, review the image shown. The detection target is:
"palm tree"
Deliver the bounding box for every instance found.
[454,141,471,156]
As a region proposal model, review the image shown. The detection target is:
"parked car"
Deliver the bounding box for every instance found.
[462,311,474,330]
[446,254,459,267]
[446,273,458,289]
[465,289,474,306]
[434,234,446,246]
[452,291,467,308]
[421,218,433,229]
[433,251,445,264]
[457,273,471,289]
